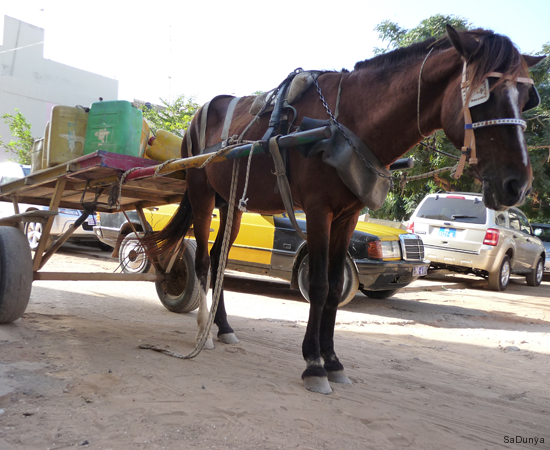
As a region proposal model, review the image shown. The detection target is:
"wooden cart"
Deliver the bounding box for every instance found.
[0,150,190,323]
[0,127,336,323]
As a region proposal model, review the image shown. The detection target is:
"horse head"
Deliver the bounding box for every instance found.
[441,25,545,211]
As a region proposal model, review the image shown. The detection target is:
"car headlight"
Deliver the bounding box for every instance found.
[380,240,402,259]
[367,240,402,259]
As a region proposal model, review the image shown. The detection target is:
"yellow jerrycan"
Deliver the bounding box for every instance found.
[145,130,183,161]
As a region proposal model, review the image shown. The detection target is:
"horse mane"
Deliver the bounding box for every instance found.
[354,28,526,91]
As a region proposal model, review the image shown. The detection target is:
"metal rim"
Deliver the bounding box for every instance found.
[501,258,511,288]
[120,237,149,274]
[536,259,544,284]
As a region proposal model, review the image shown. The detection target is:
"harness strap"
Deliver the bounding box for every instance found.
[221,97,242,142]
[334,75,344,120]
[454,64,534,180]
[199,101,211,154]
[268,137,307,240]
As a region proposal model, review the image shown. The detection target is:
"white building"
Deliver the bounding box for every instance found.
[0,15,118,162]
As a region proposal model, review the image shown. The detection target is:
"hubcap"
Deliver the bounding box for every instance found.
[26,221,42,250]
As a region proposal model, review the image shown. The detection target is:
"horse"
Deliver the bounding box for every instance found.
[150,25,544,394]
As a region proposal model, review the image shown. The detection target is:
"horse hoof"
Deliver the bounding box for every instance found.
[218,333,239,344]
[303,376,332,394]
[327,370,352,384]
[203,337,215,350]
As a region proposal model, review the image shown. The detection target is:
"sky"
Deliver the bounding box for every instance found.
[1,0,549,106]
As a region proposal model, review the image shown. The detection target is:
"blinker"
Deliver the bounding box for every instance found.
[523,85,540,112]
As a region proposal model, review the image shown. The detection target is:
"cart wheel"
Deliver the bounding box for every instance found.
[155,240,201,313]
[0,227,33,323]
[298,253,359,307]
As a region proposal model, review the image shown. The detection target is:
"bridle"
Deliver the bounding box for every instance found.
[454,62,538,179]
[417,53,539,180]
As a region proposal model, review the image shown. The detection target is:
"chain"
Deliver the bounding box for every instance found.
[313,78,394,186]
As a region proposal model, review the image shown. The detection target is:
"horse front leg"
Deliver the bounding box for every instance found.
[301,216,332,394]
[210,205,241,344]
[320,215,358,385]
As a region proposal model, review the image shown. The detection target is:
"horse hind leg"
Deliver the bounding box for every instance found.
[189,192,216,350]
[210,203,242,344]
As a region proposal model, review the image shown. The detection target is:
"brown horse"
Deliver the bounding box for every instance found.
[152,26,544,393]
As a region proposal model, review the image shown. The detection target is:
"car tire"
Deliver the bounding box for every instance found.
[359,288,398,299]
[298,254,359,307]
[155,239,201,313]
[0,227,33,323]
[119,232,151,274]
[25,221,42,251]
[488,255,511,291]
[526,257,544,287]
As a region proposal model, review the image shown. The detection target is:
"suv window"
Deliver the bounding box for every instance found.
[509,209,532,234]
[416,196,486,224]
[495,212,507,226]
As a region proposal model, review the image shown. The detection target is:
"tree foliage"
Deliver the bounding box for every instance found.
[140,94,200,138]
[0,109,35,165]
[369,15,550,223]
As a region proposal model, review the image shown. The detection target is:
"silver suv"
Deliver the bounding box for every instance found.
[408,192,546,291]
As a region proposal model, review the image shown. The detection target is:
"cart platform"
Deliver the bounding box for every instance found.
[0,151,186,213]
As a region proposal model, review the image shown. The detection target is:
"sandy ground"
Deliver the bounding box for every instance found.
[0,244,549,450]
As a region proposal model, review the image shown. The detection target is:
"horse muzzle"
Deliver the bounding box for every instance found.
[482,174,532,211]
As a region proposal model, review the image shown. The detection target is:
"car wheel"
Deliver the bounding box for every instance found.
[526,257,544,287]
[359,288,398,299]
[119,232,151,274]
[25,221,42,251]
[0,227,33,323]
[155,239,201,313]
[297,254,359,307]
[488,255,511,291]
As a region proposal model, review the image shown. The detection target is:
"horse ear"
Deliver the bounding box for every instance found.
[522,54,546,68]
[446,24,478,60]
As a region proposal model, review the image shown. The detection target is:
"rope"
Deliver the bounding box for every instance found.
[400,165,457,182]
[140,159,241,359]
[238,142,255,212]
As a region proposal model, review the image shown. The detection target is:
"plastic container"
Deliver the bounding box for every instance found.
[145,130,183,161]
[46,105,88,167]
[83,100,143,157]
[31,138,44,174]
[139,119,150,158]
[41,121,50,171]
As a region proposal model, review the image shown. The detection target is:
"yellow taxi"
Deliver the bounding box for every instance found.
[95,205,428,308]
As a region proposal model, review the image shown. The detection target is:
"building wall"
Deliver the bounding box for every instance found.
[0,15,118,162]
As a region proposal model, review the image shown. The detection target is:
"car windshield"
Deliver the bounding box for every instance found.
[533,226,550,243]
[416,196,486,224]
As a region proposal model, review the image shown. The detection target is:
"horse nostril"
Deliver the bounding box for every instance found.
[503,177,523,201]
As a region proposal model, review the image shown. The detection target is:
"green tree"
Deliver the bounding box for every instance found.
[521,42,550,222]
[0,109,35,165]
[140,94,200,138]
[369,16,550,222]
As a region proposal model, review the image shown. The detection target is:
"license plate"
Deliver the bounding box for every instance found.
[413,265,427,276]
[438,227,456,238]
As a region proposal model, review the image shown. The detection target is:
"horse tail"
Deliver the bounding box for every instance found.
[144,191,194,260]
